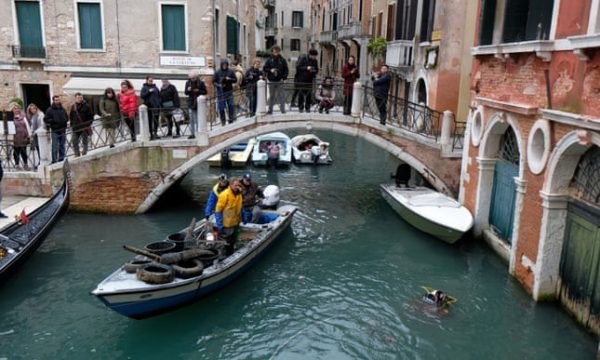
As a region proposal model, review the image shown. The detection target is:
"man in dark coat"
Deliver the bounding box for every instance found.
[159,79,181,137]
[69,92,94,156]
[296,49,319,113]
[44,95,69,163]
[243,59,264,117]
[184,71,207,139]
[240,172,264,223]
[140,76,161,140]
[372,65,391,125]
[213,59,237,125]
[263,45,289,114]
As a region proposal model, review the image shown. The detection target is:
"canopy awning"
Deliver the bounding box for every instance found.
[62,77,190,96]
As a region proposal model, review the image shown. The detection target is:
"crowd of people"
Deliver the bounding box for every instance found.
[3,46,392,169]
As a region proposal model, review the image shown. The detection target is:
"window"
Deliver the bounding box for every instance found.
[479,0,496,45]
[280,38,284,50]
[395,0,417,41]
[15,0,44,55]
[359,0,363,21]
[281,11,284,27]
[77,2,103,49]
[215,9,219,53]
[226,16,239,55]
[161,4,186,51]
[419,0,435,42]
[386,4,395,41]
[290,39,301,51]
[292,11,303,28]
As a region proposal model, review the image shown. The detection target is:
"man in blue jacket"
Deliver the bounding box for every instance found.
[204,174,229,219]
[372,65,391,125]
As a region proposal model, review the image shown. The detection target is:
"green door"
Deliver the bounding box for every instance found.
[489,161,518,242]
[15,1,44,57]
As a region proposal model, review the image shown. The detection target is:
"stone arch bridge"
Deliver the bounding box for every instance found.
[4,84,463,214]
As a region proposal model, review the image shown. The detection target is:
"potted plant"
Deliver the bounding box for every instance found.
[367,37,387,68]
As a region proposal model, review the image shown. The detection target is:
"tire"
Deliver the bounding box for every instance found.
[123,259,153,273]
[172,258,204,279]
[136,263,174,284]
[197,249,220,266]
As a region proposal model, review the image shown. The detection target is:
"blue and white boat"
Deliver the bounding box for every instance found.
[252,132,292,166]
[91,204,297,319]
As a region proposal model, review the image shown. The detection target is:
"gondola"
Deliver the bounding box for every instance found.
[92,204,297,319]
[0,162,70,281]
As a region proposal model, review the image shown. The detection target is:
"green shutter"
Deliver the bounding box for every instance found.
[162,5,186,51]
[15,1,43,47]
[78,3,103,49]
[226,16,239,55]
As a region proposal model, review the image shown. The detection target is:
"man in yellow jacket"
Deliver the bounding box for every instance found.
[215,178,243,255]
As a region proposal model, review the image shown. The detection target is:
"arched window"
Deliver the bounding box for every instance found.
[571,146,600,205]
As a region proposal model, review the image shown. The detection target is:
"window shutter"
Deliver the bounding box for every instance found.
[162,5,186,51]
[15,1,43,47]
[226,16,239,55]
[78,3,103,49]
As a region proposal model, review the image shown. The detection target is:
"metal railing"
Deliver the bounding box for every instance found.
[0,139,40,171]
[12,45,46,59]
[319,30,338,44]
[362,86,442,140]
[338,22,362,39]
[386,40,414,68]
[452,118,466,151]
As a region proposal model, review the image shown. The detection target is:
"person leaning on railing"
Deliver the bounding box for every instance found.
[372,65,391,125]
[243,59,264,117]
[69,92,94,157]
[99,87,120,148]
[43,95,68,164]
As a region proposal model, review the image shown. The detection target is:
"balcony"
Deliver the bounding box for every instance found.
[265,27,277,37]
[386,40,414,68]
[338,22,362,40]
[262,0,275,8]
[12,45,46,60]
[319,30,338,45]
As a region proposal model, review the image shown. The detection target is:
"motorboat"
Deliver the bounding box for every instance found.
[290,134,332,164]
[252,132,292,166]
[92,203,297,319]
[380,184,473,244]
[0,162,70,281]
[207,138,256,168]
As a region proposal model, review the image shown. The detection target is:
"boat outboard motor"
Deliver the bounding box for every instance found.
[261,185,280,210]
[393,163,411,187]
[221,148,231,168]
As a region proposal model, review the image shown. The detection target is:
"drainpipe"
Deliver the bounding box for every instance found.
[212,0,217,71]
[544,69,552,109]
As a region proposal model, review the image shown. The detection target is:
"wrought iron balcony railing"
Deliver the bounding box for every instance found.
[12,45,46,59]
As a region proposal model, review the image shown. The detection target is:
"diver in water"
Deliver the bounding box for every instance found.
[424,289,449,306]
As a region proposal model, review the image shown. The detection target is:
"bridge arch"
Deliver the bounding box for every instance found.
[136,115,458,213]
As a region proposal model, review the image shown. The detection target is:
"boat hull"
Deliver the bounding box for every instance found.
[380,186,465,244]
[93,207,295,319]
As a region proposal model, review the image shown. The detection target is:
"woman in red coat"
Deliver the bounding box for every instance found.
[118,80,138,142]
[341,55,359,115]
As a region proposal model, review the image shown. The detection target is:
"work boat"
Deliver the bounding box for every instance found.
[92,203,297,319]
[252,132,292,166]
[380,184,473,244]
[207,138,256,168]
[290,134,333,164]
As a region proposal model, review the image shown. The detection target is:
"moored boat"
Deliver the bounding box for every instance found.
[207,138,256,168]
[92,204,297,319]
[380,184,473,244]
[0,164,70,281]
[290,134,332,164]
[252,132,292,166]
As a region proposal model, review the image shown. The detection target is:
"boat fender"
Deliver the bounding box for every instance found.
[123,259,153,273]
[136,263,175,284]
[172,258,204,279]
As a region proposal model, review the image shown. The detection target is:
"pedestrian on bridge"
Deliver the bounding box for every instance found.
[263,45,289,114]
[10,101,30,170]
[99,88,120,148]
[372,65,391,125]
[296,49,319,113]
[140,77,161,140]
[184,71,207,139]
[69,93,94,157]
[44,95,68,163]
[341,55,359,115]
[214,59,237,126]
[118,80,138,142]
[160,79,181,138]
[243,59,264,117]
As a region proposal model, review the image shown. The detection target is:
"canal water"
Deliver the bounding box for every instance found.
[0,131,596,359]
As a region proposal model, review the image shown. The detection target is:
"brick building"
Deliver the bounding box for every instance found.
[461,0,600,333]
[0,0,264,112]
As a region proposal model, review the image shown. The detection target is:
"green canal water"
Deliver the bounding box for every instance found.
[0,131,596,359]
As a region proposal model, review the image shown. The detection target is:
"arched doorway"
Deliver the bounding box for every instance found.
[416,78,427,105]
[489,126,520,243]
[558,145,600,330]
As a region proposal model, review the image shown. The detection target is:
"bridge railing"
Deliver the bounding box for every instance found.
[361,86,442,141]
[0,139,39,171]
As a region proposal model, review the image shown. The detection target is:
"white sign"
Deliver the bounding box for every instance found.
[160,56,206,67]
[172,149,188,159]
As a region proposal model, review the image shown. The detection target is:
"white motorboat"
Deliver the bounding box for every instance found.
[290,134,333,164]
[208,138,256,168]
[252,132,292,166]
[380,184,473,244]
